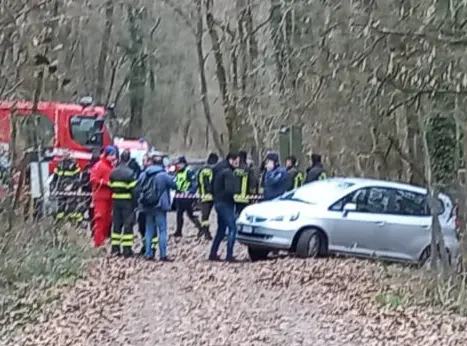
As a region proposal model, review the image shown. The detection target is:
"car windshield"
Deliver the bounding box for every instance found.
[280,179,355,204]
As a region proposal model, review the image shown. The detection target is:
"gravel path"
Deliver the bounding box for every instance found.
[4,215,467,346]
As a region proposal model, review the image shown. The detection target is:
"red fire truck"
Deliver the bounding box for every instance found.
[0,97,113,201]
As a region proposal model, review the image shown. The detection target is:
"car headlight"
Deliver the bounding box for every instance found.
[270,212,300,222]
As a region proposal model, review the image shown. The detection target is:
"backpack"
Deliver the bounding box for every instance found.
[140,171,163,207]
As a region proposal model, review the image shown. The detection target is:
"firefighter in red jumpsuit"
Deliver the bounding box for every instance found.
[90,146,118,247]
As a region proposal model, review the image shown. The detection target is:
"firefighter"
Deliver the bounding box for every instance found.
[285,155,305,191]
[173,156,202,237]
[197,152,219,240]
[90,146,118,248]
[305,153,327,183]
[257,158,267,195]
[234,150,254,217]
[109,150,137,257]
[50,149,82,223]
[80,149,100,232]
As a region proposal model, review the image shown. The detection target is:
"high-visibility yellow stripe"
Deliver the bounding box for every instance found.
[111,233,121,239]
[55,212,65,219]
[109,181,137,189]
[112,193,132,199]
[201,220,209,226]
[121,234,134,240]
[201,194,213,202]
[54,168,80,176]
[121,241,133,247]
[151,237,159,249]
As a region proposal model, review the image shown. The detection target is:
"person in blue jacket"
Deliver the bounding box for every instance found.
[263,152,287,201]
[136,153,177,261]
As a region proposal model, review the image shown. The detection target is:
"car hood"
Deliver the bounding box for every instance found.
[240,200,317,220]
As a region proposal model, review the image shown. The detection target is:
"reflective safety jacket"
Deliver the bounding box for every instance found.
[50,158,81,192]
[197,165,214,202]
[109,163,137,201]
[233,165,251,204]
[285,167,305,192]
[257,170,266,195]
[175,167,197,193]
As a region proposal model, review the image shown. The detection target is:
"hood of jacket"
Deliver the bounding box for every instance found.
[145,164,164,176]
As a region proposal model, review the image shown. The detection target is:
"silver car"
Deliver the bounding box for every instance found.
[236,177,460,264]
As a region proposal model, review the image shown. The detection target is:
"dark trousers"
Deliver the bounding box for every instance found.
[210,202,237,261]
[111,200,135,256]
[235,203,248,218]
[200,201,213,231]
[175,198,201,235]
[138,211,146,239]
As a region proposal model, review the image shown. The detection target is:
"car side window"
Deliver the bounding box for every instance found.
[391,189,430,216]
[329,187,393,213]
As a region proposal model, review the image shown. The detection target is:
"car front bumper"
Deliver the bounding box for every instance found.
[236,223,296,250]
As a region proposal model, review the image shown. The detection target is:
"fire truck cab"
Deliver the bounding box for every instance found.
[0,97,113,214]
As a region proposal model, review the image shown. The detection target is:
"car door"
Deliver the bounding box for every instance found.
[374,189,431,261]
[329,187,392,257]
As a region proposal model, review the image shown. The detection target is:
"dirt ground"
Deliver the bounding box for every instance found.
[4,214,467,346]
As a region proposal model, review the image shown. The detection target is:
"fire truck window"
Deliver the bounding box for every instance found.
[18,113,54,148]
[70,116,99,146]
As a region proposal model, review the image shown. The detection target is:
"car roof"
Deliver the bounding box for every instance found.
[326,177,428,194]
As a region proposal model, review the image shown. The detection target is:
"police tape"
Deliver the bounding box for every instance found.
[174,192,263,200]
[51,191,264,200]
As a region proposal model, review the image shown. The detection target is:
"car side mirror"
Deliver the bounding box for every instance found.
[343,203,357,217]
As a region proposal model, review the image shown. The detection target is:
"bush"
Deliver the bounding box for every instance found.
[0,216,96,334]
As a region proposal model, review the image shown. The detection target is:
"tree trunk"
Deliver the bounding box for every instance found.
[95,0,114,104]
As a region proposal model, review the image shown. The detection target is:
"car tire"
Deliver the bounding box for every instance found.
[248,247,269,262]
[296,228,321,259]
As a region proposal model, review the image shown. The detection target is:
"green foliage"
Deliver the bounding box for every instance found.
[426,114,457,187]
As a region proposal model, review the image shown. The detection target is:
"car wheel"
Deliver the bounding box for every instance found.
[247,247,270,262]
[296,228,321,259]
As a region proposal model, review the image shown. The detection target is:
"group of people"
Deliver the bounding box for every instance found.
[50,146,327,262]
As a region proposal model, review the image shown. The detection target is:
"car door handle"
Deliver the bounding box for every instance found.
[374,221,385,226]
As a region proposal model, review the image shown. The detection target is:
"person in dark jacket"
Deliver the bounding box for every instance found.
[197,152,219,240]
[256,158,267,195]
[136,154,177,261]
[128,155,142,178]
[50,149,82,222]
[109,151,137,257]
[173,156,202,237]
[305,153,327,183]
[284,155,305,192]
[209,153,240,262]
[137,153,151,253]
[263,152,287,201]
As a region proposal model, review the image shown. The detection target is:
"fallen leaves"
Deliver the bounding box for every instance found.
[2,214,467,346]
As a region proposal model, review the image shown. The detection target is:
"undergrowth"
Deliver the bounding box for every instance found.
[373,261,467,315]
[0,215,97,336]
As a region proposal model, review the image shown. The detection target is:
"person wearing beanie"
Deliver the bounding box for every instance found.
[196,152,219,240]
[284,155,305,191]
[173,155,202,237]
[263,151,287,201]
[108,150,138,257]
[305,153,327,183]
[90,145,118,247]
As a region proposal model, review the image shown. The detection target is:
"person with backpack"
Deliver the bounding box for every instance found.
[136,153,177,261]
[109,151,138,257]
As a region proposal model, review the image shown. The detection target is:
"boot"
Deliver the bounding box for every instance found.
[173,230,182,237]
